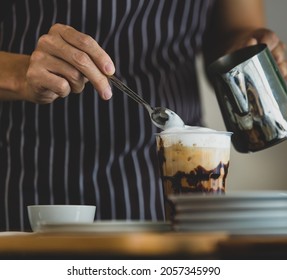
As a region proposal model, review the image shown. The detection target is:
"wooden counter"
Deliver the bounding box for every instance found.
[1,231,287,259]
[0,231,228,259]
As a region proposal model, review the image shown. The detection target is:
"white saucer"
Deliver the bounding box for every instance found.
[36,221,171,233]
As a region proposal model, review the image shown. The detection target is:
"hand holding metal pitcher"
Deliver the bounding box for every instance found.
[209,44,287,153]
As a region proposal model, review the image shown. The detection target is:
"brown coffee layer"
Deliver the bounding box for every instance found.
[160,145,229,172]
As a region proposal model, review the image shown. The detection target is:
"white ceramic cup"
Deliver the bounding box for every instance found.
[27,205,96,232]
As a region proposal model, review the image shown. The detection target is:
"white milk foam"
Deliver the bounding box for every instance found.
[159,126,232,148]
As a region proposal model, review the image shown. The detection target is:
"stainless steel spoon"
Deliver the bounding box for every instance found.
[109,75,184,130]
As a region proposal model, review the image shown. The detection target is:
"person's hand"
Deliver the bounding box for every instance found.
[24,23,115,104]
[227,28,287,80]
[246,28,286,79]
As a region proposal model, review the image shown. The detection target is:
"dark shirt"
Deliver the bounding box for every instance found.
[0,0,215,231]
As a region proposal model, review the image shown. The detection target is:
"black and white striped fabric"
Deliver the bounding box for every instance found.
[0,0,215,231]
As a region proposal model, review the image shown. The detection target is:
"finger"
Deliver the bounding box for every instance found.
[39,72,71,98]
[278,61,287,80]
[64,47,113,98]
[271,42,286,64]
[26,64,71,102]
[252,29,280,51]
[59,25,115,75]
[33,51,87,93]
[24,78,62,104]
[29,50,72,97]
[245,37,258,47]
[38,28,113,100]
[32,90,60,104]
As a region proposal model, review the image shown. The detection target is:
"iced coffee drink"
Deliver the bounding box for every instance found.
[156,126,232,219]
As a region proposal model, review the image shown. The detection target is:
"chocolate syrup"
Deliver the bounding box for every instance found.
[161,162,229,194]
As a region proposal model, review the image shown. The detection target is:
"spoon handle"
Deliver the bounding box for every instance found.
[108,75,152,112]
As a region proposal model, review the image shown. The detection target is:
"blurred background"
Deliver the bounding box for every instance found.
[199,0,287,191]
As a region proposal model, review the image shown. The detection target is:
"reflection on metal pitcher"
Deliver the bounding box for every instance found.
[209,44,287,153]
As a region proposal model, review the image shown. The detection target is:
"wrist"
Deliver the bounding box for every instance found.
[0,51,30,100]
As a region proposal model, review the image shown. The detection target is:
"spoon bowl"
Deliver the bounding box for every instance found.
[151,107,185,129]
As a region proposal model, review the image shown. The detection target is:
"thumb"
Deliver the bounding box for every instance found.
[245,37,258,47]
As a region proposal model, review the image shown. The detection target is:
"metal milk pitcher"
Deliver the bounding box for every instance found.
[209,44,287,153]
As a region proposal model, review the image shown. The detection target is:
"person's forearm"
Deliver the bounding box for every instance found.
[203,0,266,63]
[0,51,30,100]
[215,0,265,34]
